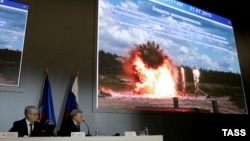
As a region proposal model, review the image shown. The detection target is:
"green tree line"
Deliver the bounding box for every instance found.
[99,50,242,87]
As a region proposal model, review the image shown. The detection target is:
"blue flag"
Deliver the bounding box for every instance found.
[62,74,79,123]
[39,74,56,125]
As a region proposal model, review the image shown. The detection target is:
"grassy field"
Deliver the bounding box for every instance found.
[99,75,247,110]
[0,49,21,86]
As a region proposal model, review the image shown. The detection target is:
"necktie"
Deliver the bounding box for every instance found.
[29,124,33,136]
[76,125,80,131]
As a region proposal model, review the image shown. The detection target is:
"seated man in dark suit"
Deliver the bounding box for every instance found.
[9,105,54,137]
[57,109,83,136]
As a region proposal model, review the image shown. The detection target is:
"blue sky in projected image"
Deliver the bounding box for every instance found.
[0,6,27,51]
[98,0,241,73]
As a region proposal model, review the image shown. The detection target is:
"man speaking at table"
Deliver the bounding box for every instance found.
[9,105,55,137]
[57,109,84,136]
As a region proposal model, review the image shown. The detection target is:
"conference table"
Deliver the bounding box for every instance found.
[0,135,163,141]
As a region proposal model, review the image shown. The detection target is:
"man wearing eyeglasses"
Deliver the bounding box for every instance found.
[9,105,44,137]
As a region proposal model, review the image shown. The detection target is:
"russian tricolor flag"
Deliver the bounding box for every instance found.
[62,74,79,123]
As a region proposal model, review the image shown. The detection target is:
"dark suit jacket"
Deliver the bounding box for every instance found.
[57,119,80,136]
[9,118,55,137]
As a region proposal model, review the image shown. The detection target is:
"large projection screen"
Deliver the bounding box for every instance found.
[0,0,29,87]
[95,0,248,114]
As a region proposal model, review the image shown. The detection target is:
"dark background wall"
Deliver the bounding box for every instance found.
[0,0,249,141]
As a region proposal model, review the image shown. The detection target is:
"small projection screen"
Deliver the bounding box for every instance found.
[0,0,29,86]
[96,0,248,114]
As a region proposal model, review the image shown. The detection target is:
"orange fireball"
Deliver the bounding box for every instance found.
[124,41,178,98]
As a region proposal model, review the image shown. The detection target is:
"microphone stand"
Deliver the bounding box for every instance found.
[83,120,92,136]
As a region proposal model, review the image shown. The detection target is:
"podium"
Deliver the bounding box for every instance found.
[0,135,163,141]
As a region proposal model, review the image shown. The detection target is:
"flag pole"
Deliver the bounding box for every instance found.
[38,67,48,117]
[75,71,79,110]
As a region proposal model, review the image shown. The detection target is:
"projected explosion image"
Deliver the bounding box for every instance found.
[124,41,177,98]
[98,41,247,114]
[97,0,248,114]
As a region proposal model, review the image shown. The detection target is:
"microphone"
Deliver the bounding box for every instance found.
[83,120,91,136]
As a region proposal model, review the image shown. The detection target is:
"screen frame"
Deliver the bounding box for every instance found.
[0,0,29,87]
[92,0,248,114]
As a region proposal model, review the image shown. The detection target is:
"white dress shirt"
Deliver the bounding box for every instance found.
[26,119,34,136]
